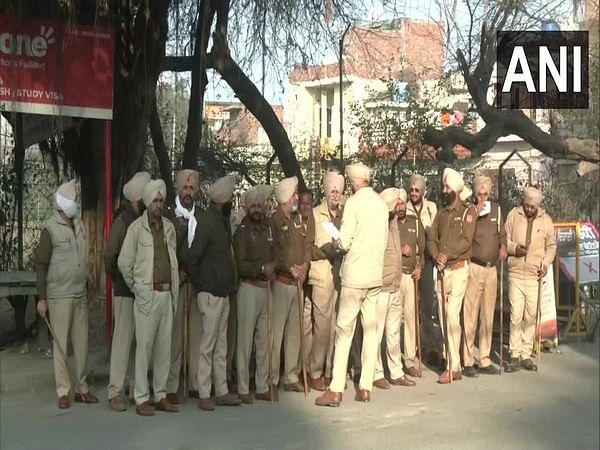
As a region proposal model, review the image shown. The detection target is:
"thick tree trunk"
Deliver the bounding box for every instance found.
[150,100,176,202]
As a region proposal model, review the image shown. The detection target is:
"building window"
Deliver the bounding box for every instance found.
[326,90,333,138]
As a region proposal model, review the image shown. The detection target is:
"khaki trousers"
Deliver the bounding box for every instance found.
[436,264,469,372]
[227,293,237,381]
[134,291,173,405]
[420,257,442,354]
[508,277,539,360]
[166,281,189,394]
[48,296,89,397]
[309,283,338,379]
[330,286,379,392]
[107,295,135,400]
[375,291,392,380]
[196,292,229,399]
[236,282,269,395]
[187,290,201,391]
[400,275,417,369]
[271,281,301,385]
[302,291,313,372]
[463,264,497,368]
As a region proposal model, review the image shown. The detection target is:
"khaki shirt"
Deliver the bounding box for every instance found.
[407,199,437,234]
[398,215,426,270]
[233,216,274,288]
[270,207,315,278]
[381,218,403,293]
[428,202,477,265]
[104,207,137,297]
[471,202,507,264]
[308,201,343,289]
[150,220,172,284]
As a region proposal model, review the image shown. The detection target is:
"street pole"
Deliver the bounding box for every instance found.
[339,22,351,167]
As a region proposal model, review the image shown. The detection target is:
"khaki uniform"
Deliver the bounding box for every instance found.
[270,207,315,385]
[308,202,342,379]
[505,206,556,360]
[186,206,237,399]
[118,211,179,405]
[104,207,138,400]
[36,212,90,398]
[462,202,506,368]
[375,218,403,381]
[407,200,440,355]
[233,216,274,395]
[301,213,316,373]
[164,206,201,395]
[329,187,388,393]
[428,202,477,372]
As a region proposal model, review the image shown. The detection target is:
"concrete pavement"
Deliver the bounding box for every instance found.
[1,340,598,450]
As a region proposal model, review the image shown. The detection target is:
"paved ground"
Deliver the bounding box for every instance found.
[1,339,598,450]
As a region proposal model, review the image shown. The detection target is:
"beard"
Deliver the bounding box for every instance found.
[397,210,406,220]
[291,204,298,213]
[442,192,455,205]
[250,211,262,222]
[181,194,194,208]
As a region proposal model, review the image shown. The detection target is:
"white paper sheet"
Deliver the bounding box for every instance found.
[322,222,340,240]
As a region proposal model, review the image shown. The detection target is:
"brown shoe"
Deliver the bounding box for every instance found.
[165,393,179,405]
[283,382,304,392]
[215,392,242,406]
[390,375,416,387]
[199,397,215,411]
[355,389,370,402]
[309,377,327,392]
[58,395,70,409]
[315,389,342,407]
[404,367,421,378]
[239,393,254,404]
[373,378,390,389]
[109,395,127,412]
[156,397,178,412]
[136,401,155,416]
[75,392,98,403]
[255,390,278,402]
[438,370,462,384]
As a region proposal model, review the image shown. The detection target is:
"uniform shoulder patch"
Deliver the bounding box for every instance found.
[466,214,473,223]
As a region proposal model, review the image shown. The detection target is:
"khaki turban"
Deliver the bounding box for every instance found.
[473,175,492,195]
[323,172,345,194]
[523,186,543,206]
[244,186,267,209]
[409,174,426,192]
[460,186,472,202]
[175,169,200,193]
[345,163,371,182]
[254,184,275,200]
[208,175,236,204]
[123,171,151,202]
[379,187,400,212]
[276,176,298,204]
[57,180,78,201]
[142,179,167,207]
[443,168,464,194]
[399,188,408,203]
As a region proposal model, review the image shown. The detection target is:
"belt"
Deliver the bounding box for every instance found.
[152,282,171,292]
[471,257,495,268]
[276,273,296,285]
[447,260,466,271]
[402,267,413,275]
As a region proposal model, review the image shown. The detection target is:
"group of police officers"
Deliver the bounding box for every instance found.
[35,161,556,414]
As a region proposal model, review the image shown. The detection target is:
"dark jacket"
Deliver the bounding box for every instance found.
[186,205,237,297]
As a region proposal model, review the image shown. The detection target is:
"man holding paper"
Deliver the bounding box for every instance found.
[308,171,345,391]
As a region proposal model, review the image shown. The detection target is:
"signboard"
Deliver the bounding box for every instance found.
[537,264,558,348]
[555,222,600,285]
[0,16,114,119]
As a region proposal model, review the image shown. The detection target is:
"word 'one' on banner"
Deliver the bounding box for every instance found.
[0,15,114,120]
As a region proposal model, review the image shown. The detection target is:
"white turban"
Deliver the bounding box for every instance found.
[244,186,268,209]
[523,186,543,206]
[473,175,492,195]
[443,168,464,194]
[323,172,345,194]
[409,174,426,192]
[55,180,79,218]
[208,175,236,204]
[460,186,472,202]
[123,171,151,202]
[175,169,200,193]
[379,187,400,212]
[345,163,371,182]
[254,184,275,200]
[276,176,298,204]
[399,188,408,203]
[142,179,167,207]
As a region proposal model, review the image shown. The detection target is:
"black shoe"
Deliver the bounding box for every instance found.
[504,357,521,373]
[462,366,478,378]
[521,358,536,371]
[479,365,500,375]
[188,390,200,399]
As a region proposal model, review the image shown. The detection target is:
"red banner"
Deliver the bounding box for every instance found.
[0,16,114,120]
